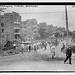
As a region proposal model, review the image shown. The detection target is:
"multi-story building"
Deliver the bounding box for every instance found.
[0,15,5,45]
[14,21,20,40]
[0,11,21,45]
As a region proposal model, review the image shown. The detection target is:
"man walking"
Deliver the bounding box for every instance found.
[29,45,31,53]
[34,45,36,51]
[21,43,24,54]
[64,45,72,64]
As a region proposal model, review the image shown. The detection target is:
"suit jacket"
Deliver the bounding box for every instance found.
[66,47,72,57]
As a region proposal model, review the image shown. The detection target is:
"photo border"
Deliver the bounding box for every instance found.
[0,2,75,73]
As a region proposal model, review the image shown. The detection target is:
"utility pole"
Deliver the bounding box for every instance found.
[65,5,69,45]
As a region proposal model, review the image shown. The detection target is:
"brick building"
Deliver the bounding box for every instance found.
[0,11,21,45]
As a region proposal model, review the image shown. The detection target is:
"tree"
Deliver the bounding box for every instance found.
[21,18,38,41]
[55,32,62,37]
[63,31,67,36]
[68,31,73,36]
[45,25,53,36]
[38,22,47,29]
[63,31,73,37]
[38,22,51,39]
[24,18,37,26]
[38,28,46,39]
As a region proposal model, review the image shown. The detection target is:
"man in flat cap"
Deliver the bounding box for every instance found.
[64,45,73,64]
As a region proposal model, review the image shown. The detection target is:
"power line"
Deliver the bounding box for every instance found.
[19,12,64,14]
[18,11,75,14]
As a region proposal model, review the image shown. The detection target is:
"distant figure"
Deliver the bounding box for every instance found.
[21,43,24,54]
[44,43,47,50]
[51,45,55,59]
[37,45,39,49]
[61,43,65,52]
[13,43,16,49]
[34,45,36,51]
[29,45,31,52]
[54,39,58,47]
[50,44,52,50]
[64,45,72,64]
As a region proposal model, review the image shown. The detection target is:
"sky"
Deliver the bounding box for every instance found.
[0,5,75,31]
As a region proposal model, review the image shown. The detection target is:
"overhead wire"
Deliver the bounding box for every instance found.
[18,11,75,14]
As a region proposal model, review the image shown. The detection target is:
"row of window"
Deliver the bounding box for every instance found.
[14,29,19,33]
[1,34,20,39]
[1,22,4,27]
[2,29,4,33]
[1,29,20,33]
[1,28,20,33]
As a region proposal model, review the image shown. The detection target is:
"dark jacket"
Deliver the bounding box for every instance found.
[66,47,72,57]
[29,45,31,50]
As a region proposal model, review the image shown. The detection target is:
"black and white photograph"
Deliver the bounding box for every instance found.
[0,4,75,72]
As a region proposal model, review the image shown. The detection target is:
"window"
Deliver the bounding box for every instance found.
[15,34,20,39]
[2,35,4,38]
[14,29,19,33]
[1,22,4,27]
[15,35,17,39]
[2,29,4,33]
[7,20,8,22]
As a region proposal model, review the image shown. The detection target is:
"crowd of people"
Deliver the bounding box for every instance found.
[2,37,74,64]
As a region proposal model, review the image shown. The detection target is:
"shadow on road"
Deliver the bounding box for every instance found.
[0,52,66,66]
[32,52,65,62]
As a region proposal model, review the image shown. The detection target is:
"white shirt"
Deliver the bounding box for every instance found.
[13,44,16,46]
[21,44,24,48]
[51,45,55,52]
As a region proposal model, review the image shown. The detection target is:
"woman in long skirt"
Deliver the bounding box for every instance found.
[51,44,55,59]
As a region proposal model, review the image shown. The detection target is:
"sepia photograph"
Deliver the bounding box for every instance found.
[0,4,75,72]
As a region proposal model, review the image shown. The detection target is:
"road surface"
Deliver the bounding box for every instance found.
[0,41,75,71]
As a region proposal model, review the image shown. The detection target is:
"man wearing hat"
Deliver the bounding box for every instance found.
[64,45,72,64]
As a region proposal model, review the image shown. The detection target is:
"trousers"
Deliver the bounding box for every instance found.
[64,56,71,64]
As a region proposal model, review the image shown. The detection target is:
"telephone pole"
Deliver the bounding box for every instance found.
[65,5,69,44]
